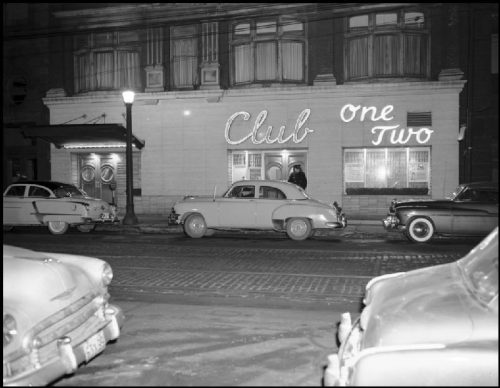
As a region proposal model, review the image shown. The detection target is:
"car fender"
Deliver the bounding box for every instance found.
[177,202,219,226]
[272,202,336,228]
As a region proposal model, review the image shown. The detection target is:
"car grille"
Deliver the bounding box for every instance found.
[3,291,110,380]
[338,318,363,383]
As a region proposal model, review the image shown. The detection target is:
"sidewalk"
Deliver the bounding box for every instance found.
[97,214,388,238]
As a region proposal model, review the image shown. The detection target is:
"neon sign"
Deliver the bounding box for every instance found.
[225,109,314,145]
[340,104,433,145]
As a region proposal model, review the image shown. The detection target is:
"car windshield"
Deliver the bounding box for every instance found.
[447,184,466,200]
[458,228,498,306]
[54,185,87,198]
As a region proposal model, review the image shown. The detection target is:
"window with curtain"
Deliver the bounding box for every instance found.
[344,9,429,81]
[230,16,305,85]
[73,31,141,93]
[344,147,430,194]
[170,25,198,89]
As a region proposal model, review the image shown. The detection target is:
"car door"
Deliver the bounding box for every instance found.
[3,184,30,224]
[217,184,257,228]
[452,188,499,235]
[254,185,288,228]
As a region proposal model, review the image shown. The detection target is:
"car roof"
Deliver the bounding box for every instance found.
[9,181,76,190]
[230,180,306,199]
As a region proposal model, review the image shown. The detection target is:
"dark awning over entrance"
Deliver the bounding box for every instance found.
[20,124,145,149]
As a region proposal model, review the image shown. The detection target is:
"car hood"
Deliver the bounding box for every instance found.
[3,247,92,322]
[361,262,481,348]
[393,199,452,209]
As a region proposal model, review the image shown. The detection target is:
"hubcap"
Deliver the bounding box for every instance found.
[291,221,307,236]
[413,222,429,237]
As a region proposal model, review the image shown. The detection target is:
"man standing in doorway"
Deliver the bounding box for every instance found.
[288,164,307,190]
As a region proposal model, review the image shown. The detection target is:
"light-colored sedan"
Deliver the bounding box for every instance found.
[324,227,498,386]
[169,180,347,240]
[3,181,119,235]
[3,245,125,386]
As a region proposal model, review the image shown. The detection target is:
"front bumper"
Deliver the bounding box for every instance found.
[382,214,406,232]
[3,304,124,387]
[324,313,359,387]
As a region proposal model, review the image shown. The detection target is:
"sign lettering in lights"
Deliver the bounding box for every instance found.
[340,104,433,145]
[225,109,314,145]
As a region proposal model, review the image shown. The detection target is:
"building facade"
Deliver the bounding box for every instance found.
[3,3,498,218]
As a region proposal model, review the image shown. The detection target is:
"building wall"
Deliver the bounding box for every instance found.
[44,80,464,217]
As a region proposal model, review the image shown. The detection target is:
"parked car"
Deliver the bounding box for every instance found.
[324,226,498,386]
[382,181,498,243]
[169,180,347,240]
[3,245,125,386]
[3,181,119,235]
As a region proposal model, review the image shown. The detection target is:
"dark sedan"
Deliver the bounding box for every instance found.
[382,181,498,243]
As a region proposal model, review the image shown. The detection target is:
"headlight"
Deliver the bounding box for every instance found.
[102,262,113,286]
[3,314,17,347]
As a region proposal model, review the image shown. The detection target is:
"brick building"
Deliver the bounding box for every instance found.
[3,3,498,218]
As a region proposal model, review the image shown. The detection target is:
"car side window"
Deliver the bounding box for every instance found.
[460,189,479,201]
[5,186,26,197]
[28,186,51,197]
[478,190,499,203]
[259,186,286,200]
[228,185,255,198]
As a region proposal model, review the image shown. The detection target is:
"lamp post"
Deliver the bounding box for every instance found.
[122,90,138,225]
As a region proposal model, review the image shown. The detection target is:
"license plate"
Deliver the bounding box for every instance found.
[102,213,110,219]
[83,331,106,362]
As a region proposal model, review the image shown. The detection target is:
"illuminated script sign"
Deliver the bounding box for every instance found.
[340,104,434,145]
[225,109,314,145]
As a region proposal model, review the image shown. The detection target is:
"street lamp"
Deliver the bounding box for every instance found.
[122,90,138,225]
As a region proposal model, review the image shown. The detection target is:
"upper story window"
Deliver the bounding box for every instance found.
[74,30,141,93]
[344,9,429,82]
[230,16,306,86]
[170,25,198,89]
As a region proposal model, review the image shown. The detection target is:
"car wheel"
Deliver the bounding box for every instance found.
[407,217,434,243]
[48,221,69,235]
[286,218,312,241]
[77,224,96,233]
[184,214,207,238]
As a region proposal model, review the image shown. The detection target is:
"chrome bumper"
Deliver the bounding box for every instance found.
[3,304,124,387]
[382,214,400,230]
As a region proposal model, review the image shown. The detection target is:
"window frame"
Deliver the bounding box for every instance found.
[73,30,142,93]
[229,16,307,86]
[344,8,430,82]
[343,147,431,194]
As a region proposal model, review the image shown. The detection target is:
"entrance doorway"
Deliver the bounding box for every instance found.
[264,152,307,181]
[79,153,117,204]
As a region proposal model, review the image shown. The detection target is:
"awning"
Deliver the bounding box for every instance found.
[20,124,145,149]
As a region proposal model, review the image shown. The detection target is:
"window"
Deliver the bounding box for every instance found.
[259,186,286,200]
[5,186,26,197]
[170,25,198,89]
[344,147,430,194]
[28,186,51,197]
[74,31,141,93]
[230,16,306,85]
[345,9,428,81]
[227,185,255,198]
